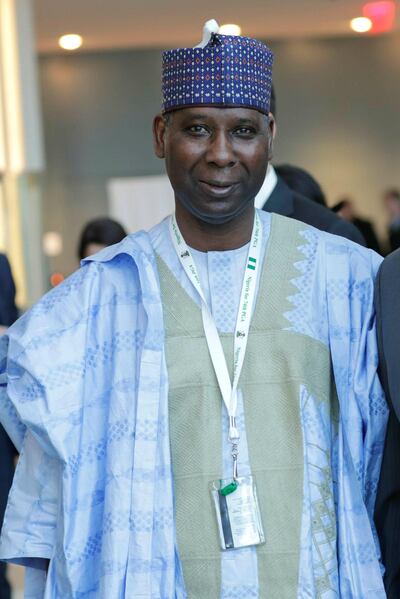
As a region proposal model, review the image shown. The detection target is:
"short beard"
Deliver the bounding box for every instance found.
[175,193,255,226]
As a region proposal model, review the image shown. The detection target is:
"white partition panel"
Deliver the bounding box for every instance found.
[108,175,175,234]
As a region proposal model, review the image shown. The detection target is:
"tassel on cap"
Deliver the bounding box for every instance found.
[194,19,220,48]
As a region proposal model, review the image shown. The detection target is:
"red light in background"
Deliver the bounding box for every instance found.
[50,272,65,287]
[363,1,396,33]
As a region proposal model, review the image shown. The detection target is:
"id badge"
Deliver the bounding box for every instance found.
[210,475,265,550]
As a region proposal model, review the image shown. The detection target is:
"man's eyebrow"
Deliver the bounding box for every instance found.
[235,117,259,126]
[182,113,211,121]
[181,114,259,125]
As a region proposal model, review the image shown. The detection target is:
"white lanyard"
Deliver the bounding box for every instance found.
[169,211,263,479]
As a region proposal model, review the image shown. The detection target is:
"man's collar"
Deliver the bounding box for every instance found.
[254,165,278,209]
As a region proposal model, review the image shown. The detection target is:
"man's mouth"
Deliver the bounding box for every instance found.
[198,180,239,197]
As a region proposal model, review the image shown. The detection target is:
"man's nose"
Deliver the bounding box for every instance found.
[205,131,237,168]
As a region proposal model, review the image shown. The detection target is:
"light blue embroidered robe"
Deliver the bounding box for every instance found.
[0,211,388,598]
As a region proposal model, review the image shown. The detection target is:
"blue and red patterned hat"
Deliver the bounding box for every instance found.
[162,21,274,115]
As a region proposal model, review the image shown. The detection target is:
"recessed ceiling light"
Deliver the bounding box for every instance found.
[42,232,63,257]
[219,24,242,36]
[350,17,373,32]
[58,34,83,51]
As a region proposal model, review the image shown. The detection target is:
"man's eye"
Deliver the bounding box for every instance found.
[234,127,256,136]
[186,125,209,135]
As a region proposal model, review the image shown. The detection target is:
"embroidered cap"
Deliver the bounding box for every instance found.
[162,20,274,115]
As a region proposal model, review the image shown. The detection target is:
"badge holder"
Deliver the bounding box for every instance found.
[210,475,265,551]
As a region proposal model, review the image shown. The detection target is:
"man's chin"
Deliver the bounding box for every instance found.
[179,198,253,226]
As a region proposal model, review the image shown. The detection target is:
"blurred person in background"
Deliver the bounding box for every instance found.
[275,163,327,206]
[374,249,400,598]
[383,188,400,252]
[0,254,18,330]
[254,88,365,246]
[332,198,381,254]
[78,217,127,260]
[0,254,18,599]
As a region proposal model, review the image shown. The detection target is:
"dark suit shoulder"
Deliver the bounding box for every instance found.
[379,248,400,281]
[291,193,365,245]
[0,254,15,289]
[265,178,365,245]
[375,250,400,324]
[0,253,18,326]
[375,250,400,336]
[0,253,10,268]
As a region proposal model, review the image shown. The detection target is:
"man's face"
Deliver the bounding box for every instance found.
[153,106,275,225]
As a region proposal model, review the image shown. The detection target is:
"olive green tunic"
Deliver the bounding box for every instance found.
[156,215,337,598]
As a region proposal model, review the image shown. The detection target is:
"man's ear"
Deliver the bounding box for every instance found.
[268,112,277,140]
[153,114,167,159]
[267,112,276,161]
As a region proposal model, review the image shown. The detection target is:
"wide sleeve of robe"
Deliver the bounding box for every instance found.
[0,263,110,596]
[0,237,181,599]
[0,263,105,455]
[0,253,145,587]
[0,430,61,596]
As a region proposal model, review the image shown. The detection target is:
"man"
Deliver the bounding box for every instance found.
[0,254,18,599]
[374,249,400,598]
[0,22,388,598]
[254,91,365,246]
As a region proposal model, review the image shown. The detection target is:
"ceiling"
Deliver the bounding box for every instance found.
[34,0,400,53]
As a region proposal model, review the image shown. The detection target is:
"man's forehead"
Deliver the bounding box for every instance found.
[170,106,266,124]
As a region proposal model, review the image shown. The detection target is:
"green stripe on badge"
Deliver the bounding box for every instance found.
[248,256,257,270]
